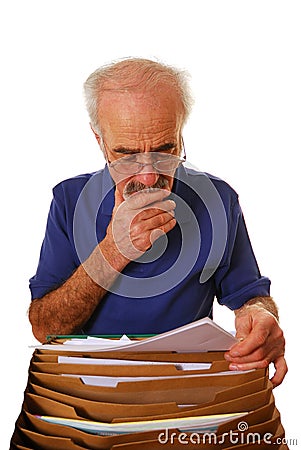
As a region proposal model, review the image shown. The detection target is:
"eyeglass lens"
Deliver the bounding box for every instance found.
[110,153,184,174]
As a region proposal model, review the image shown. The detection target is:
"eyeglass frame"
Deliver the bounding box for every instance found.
[103,137,186,175]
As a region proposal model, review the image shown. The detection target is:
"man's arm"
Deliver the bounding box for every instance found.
[29,188,176,342]
[28,238,127,343]
[224,296,287,387]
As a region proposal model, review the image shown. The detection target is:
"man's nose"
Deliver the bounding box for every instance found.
[134,162,160,187]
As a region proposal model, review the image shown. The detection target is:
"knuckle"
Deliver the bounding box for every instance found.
[130,221,143,236]
[140,235,151,249]
[149,215,159,228]
[275,327,285,342]
[150,213,165,228]
[263,314,275,329]
[157,214,166,226]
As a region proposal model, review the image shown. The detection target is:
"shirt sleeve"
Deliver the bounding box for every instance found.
[214,197,271,310]
[29,183,79,300]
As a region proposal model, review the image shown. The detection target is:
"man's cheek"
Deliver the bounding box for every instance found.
[109,168,132,191]
[114,177,133,200]
[163,175,174,192]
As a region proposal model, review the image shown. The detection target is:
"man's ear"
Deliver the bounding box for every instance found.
[90,123,102,147]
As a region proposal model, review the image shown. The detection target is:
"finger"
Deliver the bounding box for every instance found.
[126,188,171,209]
[137,209,175,228]
[151,216,177,239]
[138,200,176,220]
[229,354,288,388]
[131,216,176,251]
[142,211,176,232]
[226,333,285,372]
[270,356,288,388]
[228,358,270,372]
[131,212,176,239]
[228,323,270,358]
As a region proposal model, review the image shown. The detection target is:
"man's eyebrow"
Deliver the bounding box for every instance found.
[153,142,177,152]
[112,142,177,154]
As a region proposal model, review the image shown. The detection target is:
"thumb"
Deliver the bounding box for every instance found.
[235,313,252,340]
[226,314,252,357]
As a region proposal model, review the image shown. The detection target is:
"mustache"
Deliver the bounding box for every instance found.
[123,176,169,199]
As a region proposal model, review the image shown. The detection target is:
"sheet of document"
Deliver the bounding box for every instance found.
[36,411,248,435]
[36,317,237,353]
[62,370,254,388]
[65,334,132,347]
[57,356,212,371]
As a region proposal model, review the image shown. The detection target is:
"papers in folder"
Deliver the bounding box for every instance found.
[58,356,212,370]
[37,317,237,352]
[36,411,248,435]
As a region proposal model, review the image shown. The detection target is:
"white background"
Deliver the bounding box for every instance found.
[1,1,300,448]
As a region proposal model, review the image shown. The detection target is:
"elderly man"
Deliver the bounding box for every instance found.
[28,58,287,386]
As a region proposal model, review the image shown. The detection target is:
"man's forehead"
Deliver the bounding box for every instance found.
[98,88,183,135]
[99,85,180,109]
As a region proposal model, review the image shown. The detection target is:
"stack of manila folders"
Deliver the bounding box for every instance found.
[9,317,288,449]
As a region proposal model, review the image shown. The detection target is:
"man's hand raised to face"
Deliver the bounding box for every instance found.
[106,187,177,263]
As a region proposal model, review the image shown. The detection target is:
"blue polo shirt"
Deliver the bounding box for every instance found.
[29,165,270,335]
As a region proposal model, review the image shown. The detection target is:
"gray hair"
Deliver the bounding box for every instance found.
[83,57,194,133]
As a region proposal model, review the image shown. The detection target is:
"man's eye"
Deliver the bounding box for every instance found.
[123,155,138,162]
[155,154,173,162]
[158,154,172,159]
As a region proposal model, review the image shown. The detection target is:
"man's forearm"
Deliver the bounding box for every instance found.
[29,239,129,343]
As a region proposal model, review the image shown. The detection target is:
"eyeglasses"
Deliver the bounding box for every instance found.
[107,140,186,175]
[108,153,185,175]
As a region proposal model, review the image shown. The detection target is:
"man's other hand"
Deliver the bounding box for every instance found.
[224,300,287,387]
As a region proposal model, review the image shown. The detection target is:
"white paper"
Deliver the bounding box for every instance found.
[62,369,254,388]
[57,356,212,371]
[36,318,237,353]
[64,334,132,347]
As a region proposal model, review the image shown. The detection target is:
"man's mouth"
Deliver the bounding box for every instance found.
[123,176,169,199]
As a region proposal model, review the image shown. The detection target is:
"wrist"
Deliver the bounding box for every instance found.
[235,296,279,321]
[81,237,129,291]
[99,234,130,272]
